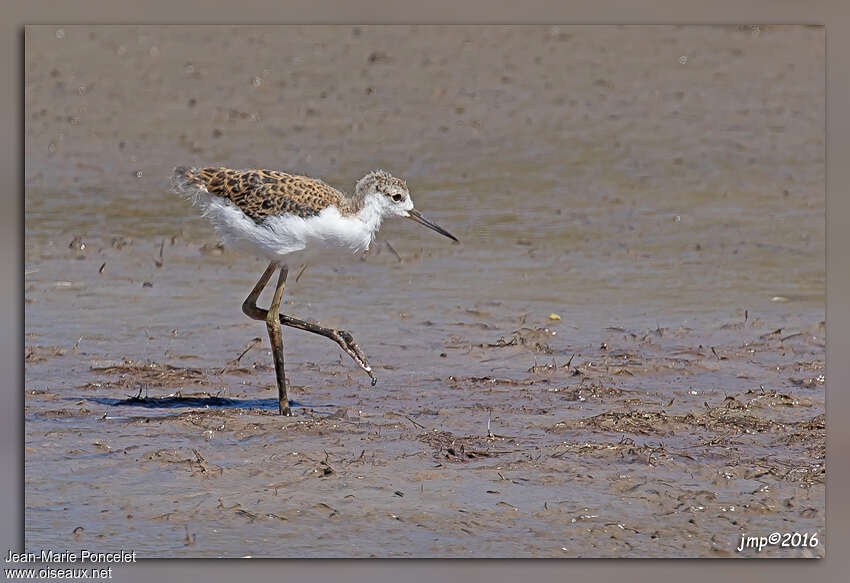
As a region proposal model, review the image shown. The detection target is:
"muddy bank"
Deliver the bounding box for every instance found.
[25,307,824,557]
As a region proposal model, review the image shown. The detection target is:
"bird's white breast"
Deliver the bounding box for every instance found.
[202,197,375,264]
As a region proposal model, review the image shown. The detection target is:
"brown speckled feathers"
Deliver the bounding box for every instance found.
[181,166,355,222]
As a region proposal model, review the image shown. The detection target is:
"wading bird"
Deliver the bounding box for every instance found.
[171,166,457,415]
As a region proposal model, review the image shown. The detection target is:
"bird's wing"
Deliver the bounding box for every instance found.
[188,167,352,221]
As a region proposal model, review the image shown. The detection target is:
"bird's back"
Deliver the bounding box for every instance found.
[173,166,355,222]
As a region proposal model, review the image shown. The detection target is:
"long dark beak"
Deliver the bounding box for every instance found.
[406,209,459,242]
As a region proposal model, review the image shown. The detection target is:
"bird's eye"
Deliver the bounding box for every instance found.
[392,193,403,202]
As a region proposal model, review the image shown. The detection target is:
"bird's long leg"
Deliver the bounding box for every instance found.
[241,262,278,318]
[276,314,377,385]
[266,266,290,416]
[241,262,377,386]
[242,261,290,414]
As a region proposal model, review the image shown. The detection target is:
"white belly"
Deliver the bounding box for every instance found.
[201,197,374,264]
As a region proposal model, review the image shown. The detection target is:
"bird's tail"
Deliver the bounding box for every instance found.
[170,166,207,206]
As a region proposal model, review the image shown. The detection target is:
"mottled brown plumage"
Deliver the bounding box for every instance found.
[183,166,357,222]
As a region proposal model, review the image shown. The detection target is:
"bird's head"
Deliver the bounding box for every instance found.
[355,170,458,242]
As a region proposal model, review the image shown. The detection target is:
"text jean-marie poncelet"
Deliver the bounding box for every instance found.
[6,549,137,563]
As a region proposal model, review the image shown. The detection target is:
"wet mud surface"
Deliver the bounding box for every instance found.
[25,26,824,557]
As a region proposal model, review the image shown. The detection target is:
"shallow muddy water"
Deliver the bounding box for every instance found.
[25,25,824,557]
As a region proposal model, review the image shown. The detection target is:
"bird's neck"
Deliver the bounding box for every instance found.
[355,195,386,235]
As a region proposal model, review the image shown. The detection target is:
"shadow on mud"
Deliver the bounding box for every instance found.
[81,395,319,411]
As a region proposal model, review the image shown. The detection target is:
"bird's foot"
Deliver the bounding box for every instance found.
[333,329,378,385]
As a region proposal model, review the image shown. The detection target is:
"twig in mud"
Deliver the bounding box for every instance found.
[235,509,258,522]
[154,239,165,268]
[223,337,262,370]
[384,240,403,262]
[312,451,335,476]
[315,502,338,517]
[152,512,176,521]
[403,414,426,430]
[267,513,288,521]
[759,328,782,340]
